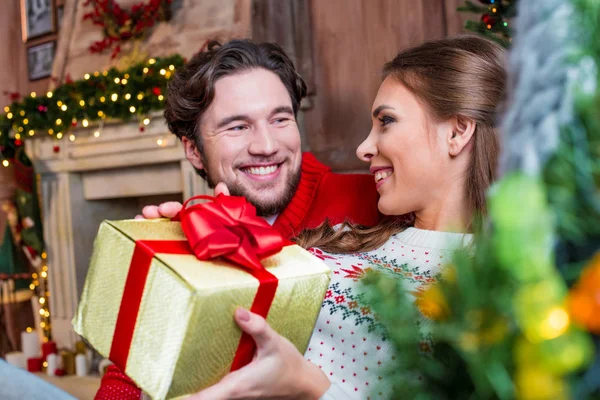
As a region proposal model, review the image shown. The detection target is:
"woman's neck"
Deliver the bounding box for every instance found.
[412,181,471,233]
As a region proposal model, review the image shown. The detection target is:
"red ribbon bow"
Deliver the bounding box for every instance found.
[178,194,285,270]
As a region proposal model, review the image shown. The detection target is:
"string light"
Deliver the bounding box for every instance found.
[102,70,108,76]
[6,112,12,119]
[84,73,90,80]
[15,133,20,140]
[23,118,29,125]
[82,119,89,127]
[94,131,100,138]
[125,93,131,100]
[143,118,150,125]
[158,95,164,101]
[61,104,68,111]
[111,93,118,101]
[148,58,156,64]
[100,96,106,102]
[124,73,130,79]
[57,100,63,107]
[79,100,86,106]
[160,69,166,75]
[93,71,99,77]
[20,111,25,116]
[56,132,63,139]
[157,139,163,146]
[18,127,23,132]
[48,129,54,135]
[169,65,175,71]
[121,78,128,85]
[129,106,136,113]
[143,67,149,74]
[46,92,53,98]
[28,130,35,136]
[30,92,36,98]
[56,118,62,125]
[114,77,120,84]
[69,134,76,142]
[97,111,104,117]
[137,93,144,100]
[3,106,9,112]
[2,160,9,167]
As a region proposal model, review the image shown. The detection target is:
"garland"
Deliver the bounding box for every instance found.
[83,0,173,58]
[458,0,518,48]
[0,54,184,162]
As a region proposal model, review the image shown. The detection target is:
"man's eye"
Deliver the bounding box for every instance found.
[229,125,247,132]
[273,118,290,124]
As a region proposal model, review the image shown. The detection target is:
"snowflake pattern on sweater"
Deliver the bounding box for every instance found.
[305,227,471,399]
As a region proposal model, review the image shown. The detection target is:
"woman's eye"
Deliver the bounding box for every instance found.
[378,116,395,126]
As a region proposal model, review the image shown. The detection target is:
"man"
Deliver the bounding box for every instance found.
[98,39,380,399]
[141,39,379,239]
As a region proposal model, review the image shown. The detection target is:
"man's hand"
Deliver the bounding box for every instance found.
[188,308,330,400]
[136,183,231,219]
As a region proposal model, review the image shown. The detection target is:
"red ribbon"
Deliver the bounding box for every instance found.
[109,195,285,373]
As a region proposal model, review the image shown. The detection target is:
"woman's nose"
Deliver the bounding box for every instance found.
[356,132,378,162]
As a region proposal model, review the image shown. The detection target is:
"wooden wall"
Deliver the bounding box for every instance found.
[303,0,471,170]
[0,0,64,110]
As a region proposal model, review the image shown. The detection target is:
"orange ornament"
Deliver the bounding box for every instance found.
[567,253,600,334]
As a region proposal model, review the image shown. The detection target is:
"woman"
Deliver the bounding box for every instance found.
[98,35,505,399]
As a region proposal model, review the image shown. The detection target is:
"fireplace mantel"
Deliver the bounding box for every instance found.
[26,117,208,348]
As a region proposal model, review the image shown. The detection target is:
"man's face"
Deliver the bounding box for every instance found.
[184,68,303,216]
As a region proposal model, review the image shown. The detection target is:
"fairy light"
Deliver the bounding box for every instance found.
[160,69,166,75]
[61,105,68,111]
[158,95,164,101]
[23,118,29,125]
[79,100,85,106]
[56,132,63,139]
[82,119,89,127]
[93,71,99,77]
[102,70,108,76]
[3,106,9,112]
[114,77,120,84]
[98,111,104,117]
[143,118,150,125]
[84,73,90,80]
[148,58,156,64]
[121,78,128,85]
[111,93,118,102]
[169,65,175,71]
[15,133,20,140]
[129,106,136,113]
[157,139,163,146]
[100,96,106,102]
[30,92,36,98]
[6,112,12,119]
[18,127,24,132]
[94,131,100,138]
[20,111,25,116]
[56,118,62,125]
[125,93,131,100]
[137,93,144,100]
[48,129,53,135]
[46,91,53,98]
[28,130,35,136]
[57,100,63,107]
[2,160,9,167]
[124,73,130,79]
[41,271,47,278]
[39,297,45,304]
[26,327,33,333]
[69,134,76,142]
[143,67,149,74]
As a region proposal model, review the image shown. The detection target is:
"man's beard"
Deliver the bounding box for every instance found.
[201,159,302,217]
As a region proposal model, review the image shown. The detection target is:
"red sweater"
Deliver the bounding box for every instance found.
[94,153,379,400]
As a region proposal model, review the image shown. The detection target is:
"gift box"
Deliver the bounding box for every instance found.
[73,195,331,399]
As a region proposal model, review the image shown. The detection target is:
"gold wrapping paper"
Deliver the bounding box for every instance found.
[72,219,330,400]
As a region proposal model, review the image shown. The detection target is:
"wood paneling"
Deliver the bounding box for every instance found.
[304,0,452,171]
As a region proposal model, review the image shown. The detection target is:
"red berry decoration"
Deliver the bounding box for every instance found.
[139,126,145,132]
[53,145,60,153]
[152,87,161,96]
[15,139,22,146]
[481,14,499,26]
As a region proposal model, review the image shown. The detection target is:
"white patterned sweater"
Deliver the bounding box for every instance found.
[305,227,472,399]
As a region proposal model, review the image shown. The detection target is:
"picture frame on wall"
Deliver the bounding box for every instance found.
[27,41,56,81]
[21,0,55,42]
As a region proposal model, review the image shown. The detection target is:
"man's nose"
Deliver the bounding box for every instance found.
[248,123,277,156]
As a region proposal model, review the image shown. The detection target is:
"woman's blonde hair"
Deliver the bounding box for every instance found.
[296,35,506,253]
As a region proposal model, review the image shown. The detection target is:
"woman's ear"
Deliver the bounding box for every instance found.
[447,116,476,156]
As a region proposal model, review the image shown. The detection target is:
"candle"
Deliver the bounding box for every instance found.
[5,352,26,369]
[41,341,57,361]
[21,331,41,359]
[46,353,58,376]
[75,340,87,355]
[75,354,88,377]
[27,357,43,372]
[98,358,113,377]
[61,350,75,375]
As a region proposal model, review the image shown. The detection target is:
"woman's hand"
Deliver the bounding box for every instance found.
[188,308,331,400]
[136,183,231,219]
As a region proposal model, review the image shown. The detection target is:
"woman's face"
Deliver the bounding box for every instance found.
[356,77,457,217]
